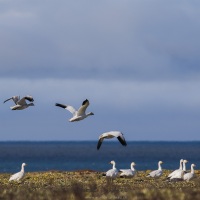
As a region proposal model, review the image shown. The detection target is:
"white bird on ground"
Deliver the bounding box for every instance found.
[167,159,184,179]
[97,131,127,150]
[55,99,94,122]
[170,160,188,181]
[106,160,118,180]
[4,95,34,110]
[147,161,163,178]
[183,164,196,182]
[9,163,27,181]
[120,162,136,177]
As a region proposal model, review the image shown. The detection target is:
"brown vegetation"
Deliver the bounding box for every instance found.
[0,170,199,200]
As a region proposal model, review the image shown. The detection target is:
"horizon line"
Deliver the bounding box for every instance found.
[0,140,199,142]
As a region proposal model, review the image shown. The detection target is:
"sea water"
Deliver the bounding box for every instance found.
[0,141,199,173]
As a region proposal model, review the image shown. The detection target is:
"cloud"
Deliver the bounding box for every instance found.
[0,1,200,80]
[1,1,200,141]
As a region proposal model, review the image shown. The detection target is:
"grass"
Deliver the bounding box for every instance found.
[0,170,199,200]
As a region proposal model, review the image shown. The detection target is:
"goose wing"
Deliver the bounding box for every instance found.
[106,168,118,177]
[17,97,27,106]
[170,170,184,180]
[168,169,180,178]
[183,172,193,181]
[24,95,34,102]
[17,96,34,105]
[77,99,89,116]
[4,96,20,104]
[148,169,162,177]
[120,169,134,176]
[117,134,127,146]
[97,132,111,150]
[97,138,104,150]
[9,171,21,181]
[110,131,127,146]
[55,103,76,116]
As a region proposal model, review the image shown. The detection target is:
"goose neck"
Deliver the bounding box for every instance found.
[191,165,195,174]
[158,163,162,170]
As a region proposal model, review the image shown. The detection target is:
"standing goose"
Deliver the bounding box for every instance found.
[183,164,196,181]
[106,160,118,181]
[147,161,163,178]
[169,160,188,181]
[120,162,136,177]
[9,163,27,181]
[55,99,94,122]
[4,95,34,110]
[97,131,127,150]
[167,159,183,179]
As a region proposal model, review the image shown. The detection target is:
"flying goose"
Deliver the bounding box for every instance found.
[147,161,163,178]
[9,163,27,181]
[183,164,196,181]
[120,162,136,177]
[55,99,94,122]
[97,131,127,150]
[4,95,34,110]
[106,160,119,180]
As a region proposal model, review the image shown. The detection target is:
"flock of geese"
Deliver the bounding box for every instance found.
[3,95,196,183]
[3,95,127,150]
[105,159,196,182]
[4,95,127,181]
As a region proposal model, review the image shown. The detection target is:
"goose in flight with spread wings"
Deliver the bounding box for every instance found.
[55,99,94,122]
[4,95,34,110]
[9,163,27,181]
[97,131,127,150]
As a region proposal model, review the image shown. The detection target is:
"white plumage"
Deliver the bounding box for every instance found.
[167,159,183,179]
[147,161,163,178]
[97,131,127,150]
[183,159,188,172]
[4,95,34,110]
[55,99,94,122]
[9,163,27,181]
[120,162,136,177]
[169,160,188,181]
[106,160,118,179]
[183,164,196,182]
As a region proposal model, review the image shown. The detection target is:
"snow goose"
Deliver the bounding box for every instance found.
[106,160,118,181]
[97,131,127,150]
[55,99,94,122]
[4,95,34,110]
[183,164,196,182]
[169,160,188,181]
[167,159,183,179]
[147,161,163,178]
[9,163,27,181]
[120,162,136,177]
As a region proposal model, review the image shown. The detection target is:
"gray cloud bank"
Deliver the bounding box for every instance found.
[0,1,200,80]
[1,1,200,140]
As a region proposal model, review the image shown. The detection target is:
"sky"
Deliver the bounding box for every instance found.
[1,0,200,141]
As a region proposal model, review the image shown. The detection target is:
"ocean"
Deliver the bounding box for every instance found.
[0,141,199,173]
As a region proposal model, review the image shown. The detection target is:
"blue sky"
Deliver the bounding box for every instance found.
[1,0,200,141]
